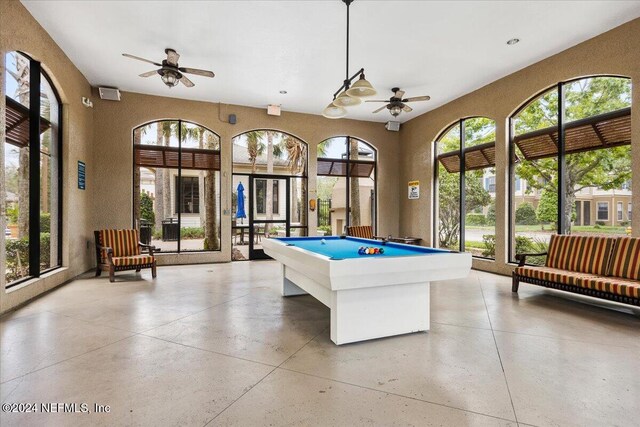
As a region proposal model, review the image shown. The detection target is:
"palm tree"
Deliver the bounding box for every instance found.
[284,136,307,226]
[349,138,361,226]
[203,132,219,250]
[245,131,265,173]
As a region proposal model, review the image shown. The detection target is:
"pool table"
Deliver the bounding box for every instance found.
[262,236,472,345]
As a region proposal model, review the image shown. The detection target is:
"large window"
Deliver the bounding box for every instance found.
[4,51,62,287]
[510,76,632,264]
[435,118,496,259]
[317,137,376,236]
[133,120,221,252]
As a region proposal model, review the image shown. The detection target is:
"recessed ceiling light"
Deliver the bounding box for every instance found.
[507,38,520,45]
[279,90,288,94]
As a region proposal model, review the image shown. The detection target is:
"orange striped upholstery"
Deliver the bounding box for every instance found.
[99,229,141,258]
[578,276,640,299]
[112,255,154,267]
[545,235,615,275]
[608,237,640,280]
[514,266,590,286]
[347,226,373,239]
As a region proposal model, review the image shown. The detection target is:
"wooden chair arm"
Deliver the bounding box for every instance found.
[96,245,114,264]
[138,242,157,256]
[515,252,548,267]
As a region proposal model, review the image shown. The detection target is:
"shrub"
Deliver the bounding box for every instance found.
[318,225,332,235]
[180,227,204,239]
[486,202,496,225]
[482,234,495,257]
[515,203,538,225]
[5,233,53,283]
[466,213,487,226]
[140,192,155,225]
[514,235,548,266]
[40,213,51,233]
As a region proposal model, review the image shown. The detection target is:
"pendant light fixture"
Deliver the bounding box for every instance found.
[322,0,376,119]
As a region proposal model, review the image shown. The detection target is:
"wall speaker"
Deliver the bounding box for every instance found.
[229,114,237,124]
[98,87,121,101]
[385,121,400,132]
[267,104,281,116]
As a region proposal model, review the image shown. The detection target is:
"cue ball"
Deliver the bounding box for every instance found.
[321,239,326,245]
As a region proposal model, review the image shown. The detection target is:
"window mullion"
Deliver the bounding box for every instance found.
[557,82,567,234]
[459,120,466,253]
[28,60,41,278]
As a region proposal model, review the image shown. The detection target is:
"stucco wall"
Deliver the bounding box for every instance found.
[1,0,96,313]
[91,93,400,264]
[398,18,640,276]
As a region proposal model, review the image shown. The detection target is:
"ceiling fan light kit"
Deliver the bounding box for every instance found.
[322,0,377,119]
[122,48,214,88]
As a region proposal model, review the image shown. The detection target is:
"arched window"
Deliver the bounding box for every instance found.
[510,76,632,264]
[133,120,221,253]
[435,117,496,258]
[232,130,308,260]
[317,136,376,236]
[4,51,62,287]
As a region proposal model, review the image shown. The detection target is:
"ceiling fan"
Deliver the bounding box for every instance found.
[122,48,215,88]
[366,87,431,117]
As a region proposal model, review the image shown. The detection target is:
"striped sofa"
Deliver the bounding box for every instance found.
[95,229,157,282]
[513,235,640,306]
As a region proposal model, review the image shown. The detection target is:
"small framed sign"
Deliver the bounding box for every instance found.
[78,161,86,190]
[408,180,419,199]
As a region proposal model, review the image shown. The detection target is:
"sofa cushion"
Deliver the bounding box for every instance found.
[608,237,640,280]
[514,266,592,286]
[99,229,141,258]
[112,255,154,267]
[545,235,615,275]
[578,276,640,299]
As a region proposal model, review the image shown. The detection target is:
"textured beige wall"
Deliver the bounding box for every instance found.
[398,18,640,276]
[1,0,96,313]
[92,93,400,264]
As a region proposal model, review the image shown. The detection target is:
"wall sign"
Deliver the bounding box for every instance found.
[408,180,419,199]
[78,161,86,190]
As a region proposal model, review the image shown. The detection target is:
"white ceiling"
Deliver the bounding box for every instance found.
[22,1,640,123]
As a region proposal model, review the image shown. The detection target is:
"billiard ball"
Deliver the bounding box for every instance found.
[321,239,326,245]
[379,248,384,254]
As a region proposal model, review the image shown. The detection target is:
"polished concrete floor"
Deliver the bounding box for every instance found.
[1,262,639,426]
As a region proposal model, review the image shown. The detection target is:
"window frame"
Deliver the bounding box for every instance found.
[617,201,623,221]
[597,202,609,221]
[434,117,496,259]
[132,119,221,253]
[4,52,63,289]
[508,75,632,264]
[317,136,377,234]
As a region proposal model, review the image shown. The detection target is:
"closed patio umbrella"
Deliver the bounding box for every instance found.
[236,182,246,222]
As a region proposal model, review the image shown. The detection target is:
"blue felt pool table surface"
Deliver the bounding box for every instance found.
[274,236,452,260]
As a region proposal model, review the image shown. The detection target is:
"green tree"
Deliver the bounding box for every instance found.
[438,167,491,249]
[515,77,631,232]
[515,202,537,225]
[536,189,557,226]
[140,192,155,225]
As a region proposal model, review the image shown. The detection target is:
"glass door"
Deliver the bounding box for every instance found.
[249,176,289,260]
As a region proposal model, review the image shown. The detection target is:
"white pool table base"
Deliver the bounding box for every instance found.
[282,265,430,345]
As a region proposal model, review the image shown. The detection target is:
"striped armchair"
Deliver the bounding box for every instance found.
[95,229,157,282]
[513,235,639,306]
[346,225,384,240]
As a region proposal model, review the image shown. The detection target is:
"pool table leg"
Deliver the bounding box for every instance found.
[330,282,430,345]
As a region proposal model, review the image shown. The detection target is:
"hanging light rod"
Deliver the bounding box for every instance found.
[323,0,377,119]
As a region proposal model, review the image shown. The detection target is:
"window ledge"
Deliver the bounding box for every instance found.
[5,267,68,294]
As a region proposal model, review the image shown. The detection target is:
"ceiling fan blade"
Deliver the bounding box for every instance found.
[403,95,431,102]
[403,105,413,113]
[365,99,391,103]
[372,105,388,114]
[179,67,215,78]
[122,53,161,66]
[394,89,405,99]
[166,49,180,65]
[179,75,195,87]
[139,70,158,78]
